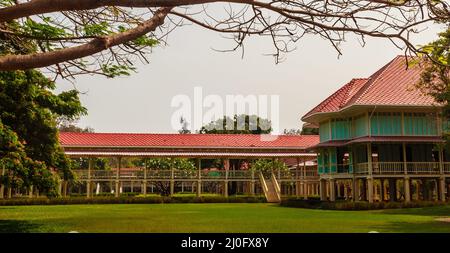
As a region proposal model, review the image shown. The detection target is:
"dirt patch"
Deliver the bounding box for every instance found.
[435,217,450,223]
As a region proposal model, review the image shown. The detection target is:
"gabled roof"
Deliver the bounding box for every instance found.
[302,55,439,122]
[59,132,319,149]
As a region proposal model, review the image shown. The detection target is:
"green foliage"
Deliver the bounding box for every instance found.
[71,157,110,170]
[415,28,450,147]
[250,159,288,174]
[142,158,196,171]
[133,36,159,47]
[101,64,136,78]
[0,195,265,206]
[0,70,86,196]
[83,22,111,36]
[199,114,272,134]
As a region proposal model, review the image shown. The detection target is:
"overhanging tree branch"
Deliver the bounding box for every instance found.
[0,7,171,70]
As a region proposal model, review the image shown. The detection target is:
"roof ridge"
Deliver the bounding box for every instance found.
[345,56,400,106]
[301,77,368,120]
[338,78,368,108]
[301,79,355,120]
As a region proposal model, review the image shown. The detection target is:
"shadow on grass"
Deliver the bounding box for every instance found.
[0,220,42,233]
[372,220,450,233]
[379,204,450,217]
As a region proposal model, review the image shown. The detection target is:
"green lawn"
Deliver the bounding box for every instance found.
[1,203,450,233]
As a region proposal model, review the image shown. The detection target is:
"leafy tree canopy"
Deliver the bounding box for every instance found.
[0,69,86,196]
[1,0,447,77]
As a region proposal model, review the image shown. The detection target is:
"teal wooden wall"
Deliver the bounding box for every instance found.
[331,119,351,140]
[403,113,437,136]
[370,112,402,135]
[352,114,367,137]
[317,148,337,175]
[317,111,439,144]
[319,121,330,142]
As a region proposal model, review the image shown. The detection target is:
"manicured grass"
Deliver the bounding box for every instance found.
[0,203,450,233]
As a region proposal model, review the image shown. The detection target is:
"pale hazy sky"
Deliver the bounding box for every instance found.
[55,16,445,134]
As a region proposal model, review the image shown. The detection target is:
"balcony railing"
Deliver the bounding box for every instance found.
[326,162,449,175]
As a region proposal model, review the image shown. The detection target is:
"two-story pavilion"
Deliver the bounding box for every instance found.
[302,55,450,203]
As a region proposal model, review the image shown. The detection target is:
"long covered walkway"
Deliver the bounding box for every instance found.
[57,132,320,199]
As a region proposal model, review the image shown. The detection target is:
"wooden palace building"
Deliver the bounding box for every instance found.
[302,55,450,203]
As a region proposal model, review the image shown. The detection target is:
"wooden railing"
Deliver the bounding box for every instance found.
[372,162,404,174]
[444,163,450,174]
[70,169,317,181]
[329,162,447,175]
[354,163,368,174]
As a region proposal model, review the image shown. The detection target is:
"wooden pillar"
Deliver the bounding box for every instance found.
[170,167,175,196]
[142,161,147,196]
[402,143,408,175]
[404,177,411,202]
[87,158,92,198]
[115,157,121,197]
[389,179,397,202]
[250,169,255,196]
[336,181,341,198]
[379,179,384,202]
[303,159,307,198]
[343,182,348,200]
[319,179,327,201]
[367,143,374,203]
[197,158,201,197]
[439,177,446,202]
[352,178,359,201]
[367,177,374,203]
[295,157,300,196]
[223,159,229,197]
[329,179,336,201]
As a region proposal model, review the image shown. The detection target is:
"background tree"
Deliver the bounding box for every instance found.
[200,114,273,194]
[178,116,191,134]
[0,0,447,78]
[250,159,288,177]
[415,27,450,150]
[199,114,272,134]
[0,69,86,196]
[140,157,196,196]
[416,28,450,113]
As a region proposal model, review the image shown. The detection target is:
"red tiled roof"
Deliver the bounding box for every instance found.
[59,132,319,149]
[302,55,439,121]
[302,78,368,118]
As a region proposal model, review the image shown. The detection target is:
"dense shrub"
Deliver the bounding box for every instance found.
[69,192,140,198]
[0,195,266,206]
[280,198,449,210]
